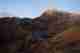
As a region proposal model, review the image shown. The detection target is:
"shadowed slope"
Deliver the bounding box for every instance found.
[0,17,16,53]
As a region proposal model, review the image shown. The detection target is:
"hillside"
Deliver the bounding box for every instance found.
[16,17,32,53]
[0,17,33,53]
[16,9,80,53]
[33,9,72,33]
[1,9,80,53]
[33,9,80,53]
[16,17,32,40]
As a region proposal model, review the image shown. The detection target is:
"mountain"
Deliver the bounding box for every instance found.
[16,17,32,25]
[32,9,80,53]
[33,9,72,33]
[33,9,80,33]
[16,17,32,39]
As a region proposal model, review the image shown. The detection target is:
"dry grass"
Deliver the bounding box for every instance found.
[48,32,64,53]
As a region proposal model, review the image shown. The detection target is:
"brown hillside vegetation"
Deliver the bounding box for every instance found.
[33,9,80,53]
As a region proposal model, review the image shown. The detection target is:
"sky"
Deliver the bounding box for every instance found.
[0,0,80,18]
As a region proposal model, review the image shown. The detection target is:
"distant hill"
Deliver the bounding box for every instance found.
[16,17,32,52]
[16,17,32,25]
[16,17,32,39]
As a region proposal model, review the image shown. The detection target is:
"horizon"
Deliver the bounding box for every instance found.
[0,0,80,18]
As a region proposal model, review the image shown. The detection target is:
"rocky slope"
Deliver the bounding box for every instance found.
[33,9,80,53]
